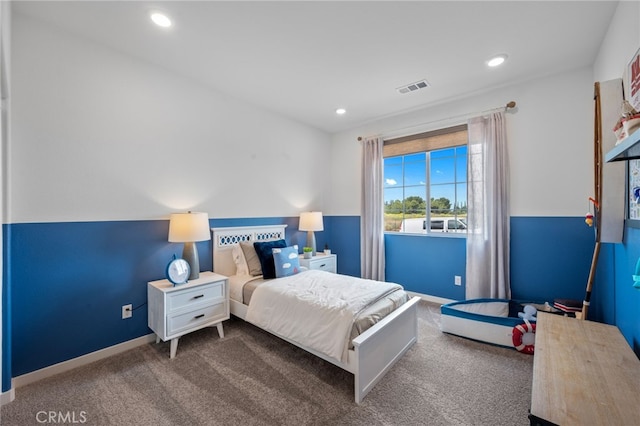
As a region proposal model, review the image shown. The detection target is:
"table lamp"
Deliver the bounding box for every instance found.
[168,211,211,280]
[299,211,323,256]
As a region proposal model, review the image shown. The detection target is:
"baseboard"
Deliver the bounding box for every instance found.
[406,291,456,306]
[0,386,15,405]
[13,334,156,389]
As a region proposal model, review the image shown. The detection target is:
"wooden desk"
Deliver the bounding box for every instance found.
[530,313,640,425]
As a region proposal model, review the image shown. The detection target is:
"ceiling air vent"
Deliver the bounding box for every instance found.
[396,79,430,94]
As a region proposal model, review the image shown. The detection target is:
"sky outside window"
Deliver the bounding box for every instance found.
[384,146,467,209]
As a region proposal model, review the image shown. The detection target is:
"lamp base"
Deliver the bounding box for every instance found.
[182,242,200,280]
[306,231,316,256]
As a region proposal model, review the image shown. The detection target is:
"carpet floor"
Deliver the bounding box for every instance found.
[1,301,533,425]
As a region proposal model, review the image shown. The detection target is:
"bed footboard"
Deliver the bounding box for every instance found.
[352,296,421,404]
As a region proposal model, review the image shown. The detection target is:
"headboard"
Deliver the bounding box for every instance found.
[211,225,288,277]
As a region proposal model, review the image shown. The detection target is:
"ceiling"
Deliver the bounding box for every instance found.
[13,1,618,134]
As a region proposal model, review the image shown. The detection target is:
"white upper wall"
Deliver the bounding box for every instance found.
[12,3,635,224]
[328,66,595,217]
[9,13,331,224]
[328,3,640,219]
[593,1,640,84]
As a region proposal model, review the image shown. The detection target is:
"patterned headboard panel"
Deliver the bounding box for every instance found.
[211,225,287,277]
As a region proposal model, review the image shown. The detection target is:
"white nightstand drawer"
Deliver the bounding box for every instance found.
[167,301,226,336]
[312,256,336,272]
[300,254,337,273]
[167,282,224,312]
[148,271,229,358]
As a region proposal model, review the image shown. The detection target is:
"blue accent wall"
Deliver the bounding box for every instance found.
[4,216,313,379]
[385,233,466,300]
[2,225,11,392]
[353,216,602,311]
[327,216,361,277]
[612,225,640,355]
[2,214,639,386]
[8,220,171,376]
[510,217,603,315]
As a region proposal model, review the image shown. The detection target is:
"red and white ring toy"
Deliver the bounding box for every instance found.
[512,319,536,355]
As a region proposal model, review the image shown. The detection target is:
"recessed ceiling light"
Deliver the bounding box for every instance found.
[336,108,346,115]
[487,54,508,67]
[151,12,172,28]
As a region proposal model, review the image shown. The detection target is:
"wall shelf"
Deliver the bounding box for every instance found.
[605,126,640,162]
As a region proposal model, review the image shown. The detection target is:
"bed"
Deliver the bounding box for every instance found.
[440,299,554,354]
[211,224,421,404]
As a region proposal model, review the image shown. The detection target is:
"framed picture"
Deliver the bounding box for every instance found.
[627,159,640,227]
[625,47,640,111]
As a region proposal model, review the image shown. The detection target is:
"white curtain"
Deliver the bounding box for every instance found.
[466,111,511,299]
[361,137,385,281]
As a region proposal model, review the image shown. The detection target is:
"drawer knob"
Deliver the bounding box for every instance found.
[319,264,326,268]
[192,294,204,299]
[194,314,205,319]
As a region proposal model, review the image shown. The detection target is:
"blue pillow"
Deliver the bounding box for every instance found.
[253,239,287,279]
[272,245,301,278]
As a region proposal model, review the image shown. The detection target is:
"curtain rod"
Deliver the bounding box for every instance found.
[357,101,516,141]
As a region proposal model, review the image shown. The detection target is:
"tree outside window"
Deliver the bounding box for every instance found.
[384,146,467,235]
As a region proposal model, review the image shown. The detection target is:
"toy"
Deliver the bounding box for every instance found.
[512,320,536,354]
[585,197,598,227]
[585,212,594,226]
[518,304,537,321]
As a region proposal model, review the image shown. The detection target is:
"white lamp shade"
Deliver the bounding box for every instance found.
[299,211,324,231]
[168,212,211,243]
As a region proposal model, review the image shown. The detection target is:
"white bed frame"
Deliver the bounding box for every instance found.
[211,225,421,404]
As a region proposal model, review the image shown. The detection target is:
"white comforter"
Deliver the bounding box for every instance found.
[245,269,403,363]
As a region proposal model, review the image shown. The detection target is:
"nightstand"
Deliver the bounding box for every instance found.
[299,253,337,273]
[148,271,229,358]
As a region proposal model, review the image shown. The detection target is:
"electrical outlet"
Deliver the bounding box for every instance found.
[122,304,132,319]
[454,276,462,286]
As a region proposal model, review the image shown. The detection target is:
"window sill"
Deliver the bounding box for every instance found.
[385,231,467,239]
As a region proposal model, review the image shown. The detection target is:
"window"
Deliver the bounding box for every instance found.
[383,125,468,235]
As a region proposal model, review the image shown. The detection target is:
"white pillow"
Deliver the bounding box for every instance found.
[232,244,249,275]
[452,301,509,317]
